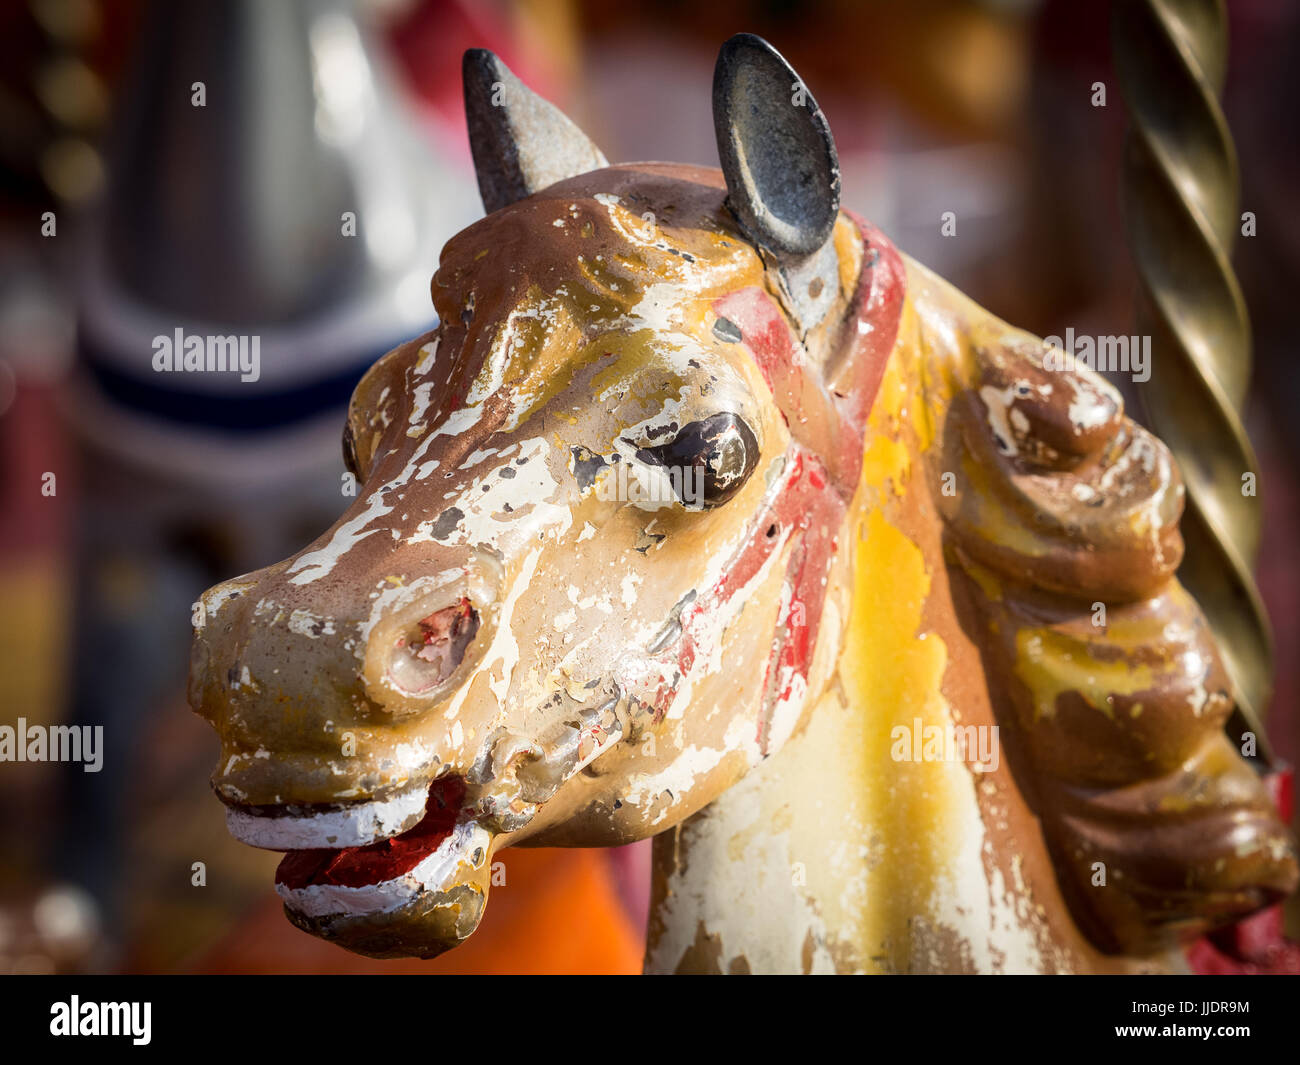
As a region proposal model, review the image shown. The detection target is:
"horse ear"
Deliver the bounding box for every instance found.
[462,49,608,214]
[712,34,841,258]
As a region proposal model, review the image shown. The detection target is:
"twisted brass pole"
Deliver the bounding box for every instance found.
[1112,0,1274,764]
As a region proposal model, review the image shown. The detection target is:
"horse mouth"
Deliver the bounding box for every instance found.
[217,687,627,958]
[223,779,434,851]
[266,776,495,959]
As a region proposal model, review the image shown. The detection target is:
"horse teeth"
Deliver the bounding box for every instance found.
[223,781,431,851]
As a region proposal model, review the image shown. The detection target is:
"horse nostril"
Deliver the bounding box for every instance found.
[386,597,480,696]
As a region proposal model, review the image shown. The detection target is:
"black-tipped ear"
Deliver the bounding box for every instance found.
[712,34,840,258]
[463,49,608,214]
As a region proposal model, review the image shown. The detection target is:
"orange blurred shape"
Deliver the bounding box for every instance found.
[192,847,643,975]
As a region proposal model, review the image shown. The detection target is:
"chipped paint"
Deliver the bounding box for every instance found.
[191,158,1295,970]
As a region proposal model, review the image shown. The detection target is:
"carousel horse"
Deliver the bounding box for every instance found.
[188,35,1297,973]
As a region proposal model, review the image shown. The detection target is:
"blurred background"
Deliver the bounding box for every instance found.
[0,0,1296,973]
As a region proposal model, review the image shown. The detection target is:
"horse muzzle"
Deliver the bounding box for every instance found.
[272,776,497,959]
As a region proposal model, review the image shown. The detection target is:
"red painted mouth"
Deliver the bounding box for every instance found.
[275,776,468,890]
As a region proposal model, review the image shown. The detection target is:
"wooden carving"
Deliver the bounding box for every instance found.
[188,35,1296,972]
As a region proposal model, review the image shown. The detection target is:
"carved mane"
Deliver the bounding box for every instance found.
[908,259,1297,952]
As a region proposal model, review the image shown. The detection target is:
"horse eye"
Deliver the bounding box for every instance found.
[635,413,759,509]
[342,420,363,479]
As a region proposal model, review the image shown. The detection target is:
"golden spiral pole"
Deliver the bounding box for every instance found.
[1112,0,1275,765]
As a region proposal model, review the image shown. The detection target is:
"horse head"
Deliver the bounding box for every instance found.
[189,35,897,958]
[190,35,1297,969]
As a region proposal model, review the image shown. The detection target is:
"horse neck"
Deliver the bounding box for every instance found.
[642,275,1166,974]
